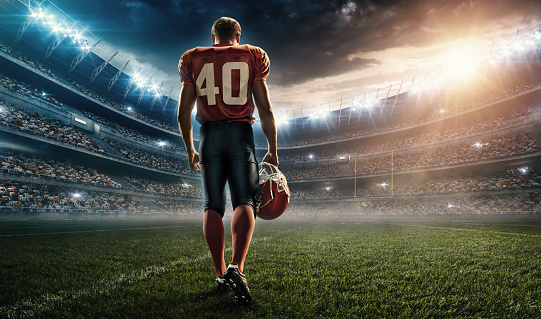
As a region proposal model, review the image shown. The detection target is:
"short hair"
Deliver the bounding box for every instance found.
[211,17,241,40]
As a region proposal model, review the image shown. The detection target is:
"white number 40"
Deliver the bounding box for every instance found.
[196,62,249,105]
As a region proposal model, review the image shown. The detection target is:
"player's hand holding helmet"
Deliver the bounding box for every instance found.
[256,162,290,220]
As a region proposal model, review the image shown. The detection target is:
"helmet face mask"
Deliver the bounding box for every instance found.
[256,162,290,220]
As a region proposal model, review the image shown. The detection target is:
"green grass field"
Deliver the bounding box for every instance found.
[1,217,540,318]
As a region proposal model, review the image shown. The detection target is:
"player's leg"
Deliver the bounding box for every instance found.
[199,122,228,279]
[203,209,226,277]
[218,121,258,302]
[225,122,259,273]
[230,204,254,273]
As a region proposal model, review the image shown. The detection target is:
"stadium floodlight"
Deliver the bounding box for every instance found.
[353,96,380,109]
[310,108,329,120]
[275,113,289,126]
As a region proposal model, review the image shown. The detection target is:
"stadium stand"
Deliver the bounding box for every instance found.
[0,180,145,213]
[0,7,540,217]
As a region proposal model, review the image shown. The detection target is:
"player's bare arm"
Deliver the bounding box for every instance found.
[252,80,278,166]
[177,84,200,173]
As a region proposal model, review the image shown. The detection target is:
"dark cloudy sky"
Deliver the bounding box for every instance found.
[45,0,541,111]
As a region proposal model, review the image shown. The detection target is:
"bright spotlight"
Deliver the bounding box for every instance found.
[309,108,329,120]
[308,154,314,159]
[354,96,380,109]
[127,107,132,111]
[444,45,479,79]
[158,141,166,147]
[380,182,388,188]
[473,142,482,148]
[275,113,289,126]
[72,193,81,199]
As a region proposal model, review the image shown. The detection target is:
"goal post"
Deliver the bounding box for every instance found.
[353,151,394,219]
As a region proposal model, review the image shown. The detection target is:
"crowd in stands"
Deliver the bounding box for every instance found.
[292,188,341,199]
[0,73,64,109]
[67,79,178,132]
[0,100,107,154]
[83,110,185,153]
[360,81,540,137]
[356,168,540,197]
[0,42,178,133]
[280,132,539,181]
[276,191,540,216]
[278,150,337,163]
[0,44,56,78]
[270,107,533,163]
[281,163,340,181]
[154,199,202,215]
[0,180,143,212]
[255,80,539,148]
[348,108,533,155]
[350,132,539,176]
[0,151,121,188]
[369,191,541,215]
[103,137,194,175]
[129,177,203,198]
[285,202,343,217]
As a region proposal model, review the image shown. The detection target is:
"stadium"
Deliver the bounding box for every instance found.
[1,0,540,318]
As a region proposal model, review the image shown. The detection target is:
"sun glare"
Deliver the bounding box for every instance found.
[443,45,479,79]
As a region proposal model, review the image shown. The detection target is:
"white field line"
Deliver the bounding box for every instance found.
[406,224,541,238]
[0,226,190,237]
[0,235,270,318]
[460,222,541,228]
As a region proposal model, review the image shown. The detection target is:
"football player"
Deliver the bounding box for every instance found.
[177,17,278,302]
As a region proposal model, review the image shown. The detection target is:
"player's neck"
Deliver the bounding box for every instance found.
[214,40,238,45]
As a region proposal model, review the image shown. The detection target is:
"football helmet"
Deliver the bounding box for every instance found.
[256,162,290,220]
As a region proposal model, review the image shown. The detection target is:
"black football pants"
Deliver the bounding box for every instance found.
[199,121,258,217]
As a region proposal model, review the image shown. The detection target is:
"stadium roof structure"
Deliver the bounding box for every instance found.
[0,0,177,121]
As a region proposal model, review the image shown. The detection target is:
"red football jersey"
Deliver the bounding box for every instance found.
[178,44,270,124]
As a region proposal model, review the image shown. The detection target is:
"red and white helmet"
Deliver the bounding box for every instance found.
[256,162,290,220]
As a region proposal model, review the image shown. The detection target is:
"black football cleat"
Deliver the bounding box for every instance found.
[223,264,253,302]
[215,276,227,293]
